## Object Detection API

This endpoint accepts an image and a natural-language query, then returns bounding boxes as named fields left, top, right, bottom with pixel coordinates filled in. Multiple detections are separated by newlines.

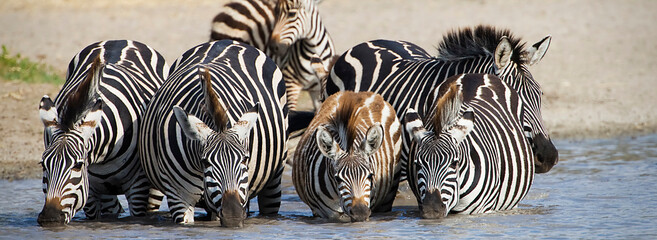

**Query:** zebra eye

left=367, top=173, right=374, bottom=180
left=450, top=159, right=458, bottom=168
left=72, top=161, right=83, bottom=170
left=287, top=11, right=297, bottom=18
left=241, top=156, right=249, bottom=165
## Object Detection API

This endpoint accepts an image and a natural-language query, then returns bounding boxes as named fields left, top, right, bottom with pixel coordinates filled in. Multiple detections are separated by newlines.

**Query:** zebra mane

left=58, top=55, right=103, bottom=131
left=436, top=25, right=527, bottom=65
left=199, top=67, right=229, bottom=133
left=433, top=82, right=463, bottom=133
left=328, top=92, right=363, bottom=151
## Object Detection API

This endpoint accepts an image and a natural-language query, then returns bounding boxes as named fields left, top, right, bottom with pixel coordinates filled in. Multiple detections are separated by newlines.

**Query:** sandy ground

left=1, top=0, right=656, bottom=180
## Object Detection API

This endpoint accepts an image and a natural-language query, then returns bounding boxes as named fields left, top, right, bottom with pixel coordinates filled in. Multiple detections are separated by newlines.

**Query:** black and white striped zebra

left=293, top=91, right=402, bottom=222
left=210, top=0, right=335, bottom=110
left=37, top=40, right=168, bottom=225
left=326, top=25, right=558, bottom=178
left=139, top=40, right=288, bottom=227
left=404, top=74, right=534, bottom=218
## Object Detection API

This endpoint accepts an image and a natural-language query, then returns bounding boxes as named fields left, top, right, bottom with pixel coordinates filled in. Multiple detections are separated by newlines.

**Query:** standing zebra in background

left=404, top=74, right=534, bottom=218
left=139, top=40, right=288, bottom=227
left=293, top=91, right=402, bottom=222
left=37, top=40, right=168, bottom=225
left=210, top=0, right=335, bottom=110
left=326, top=25, right=558, bottom=178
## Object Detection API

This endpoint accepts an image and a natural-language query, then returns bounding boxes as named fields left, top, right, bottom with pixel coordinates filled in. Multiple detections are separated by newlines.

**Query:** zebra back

left=327, top=25, right=557, bottom=178
left=140, top=40, right=288, bottom=225
left=405, top=74, right=534, bottom=218
left=293, top=91, right=401, bottom=222
left=37, top=40, right=167, bottom=225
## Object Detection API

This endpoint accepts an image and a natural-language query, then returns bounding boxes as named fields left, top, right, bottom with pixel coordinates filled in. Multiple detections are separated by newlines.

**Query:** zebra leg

left=100, top=194, right=124, bottom=214
left=83, top=191, right=102, bottom=220
left=147, top=188, right=164, bottom=212
left=124, top=176, right=153, bottom=217
left=167, top=194, right=196, bottom=224
left=285, top=79, right=303, bottom=111
left=256, top=164, right=284, bottom=216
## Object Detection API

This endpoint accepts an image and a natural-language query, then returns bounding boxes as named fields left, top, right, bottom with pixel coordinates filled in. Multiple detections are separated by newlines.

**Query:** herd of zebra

left=36, top=0, right=559, bottom=227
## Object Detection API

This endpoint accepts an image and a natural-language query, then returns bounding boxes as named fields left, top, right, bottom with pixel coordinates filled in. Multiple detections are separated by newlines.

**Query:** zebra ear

left=360, top=123, right=384, bottom=157
left=173, top=105, right=214, bottom=144
left=494, top=37, right=513, bottom=73
left=39, top=95, right=59, bottom=129
left=448, top=107, right=475, bottom=144
left=316, top=125, right=344, bottom=160
left=523, top=35, right=551, bottom=66
left=79, top=98, right=103, bottom=141
left=231, top=103, right=260, bottom=142
left=404, top=108, right=429, bottom=143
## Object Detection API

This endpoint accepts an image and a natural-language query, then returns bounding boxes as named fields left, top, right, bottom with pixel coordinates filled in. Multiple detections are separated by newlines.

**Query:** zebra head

left=315, top=124, right=384, bottom=222
left=173, top=69, right=258, bottom=227
left=37, top=59, right=104, bottom=226
left=404, top=86, right=474, bottom=219
left=439, top=26, right=558, bottom=173
left=492, top=35, right=558, bottom=173
left=269, top=0, right=319, bottom=56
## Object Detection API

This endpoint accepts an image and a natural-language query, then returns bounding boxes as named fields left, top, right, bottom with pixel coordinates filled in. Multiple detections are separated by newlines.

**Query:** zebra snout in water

left=421, top=190, right=447, bottom=219
left=533, top=133, right=559, bottom=173
left=37, top=200, right=66, bottom=226
left=348, top=197, right=371, bottom=222
left=219, top=190, right=246, bottom=228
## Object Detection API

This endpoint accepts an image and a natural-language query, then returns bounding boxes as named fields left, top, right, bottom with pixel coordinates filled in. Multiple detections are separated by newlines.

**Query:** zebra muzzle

left=37, top=200, right=67, bottom=226
left=533, top=133, right=559, bottom=173
left=347, top=197, right=371, bottom=222
left=421, top=190, right=447, bottom=219
left=219, top=190, right=246, bottom=228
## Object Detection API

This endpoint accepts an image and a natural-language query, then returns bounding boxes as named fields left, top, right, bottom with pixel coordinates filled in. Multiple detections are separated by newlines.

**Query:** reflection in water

left=1, top=135, right=656, bottom=238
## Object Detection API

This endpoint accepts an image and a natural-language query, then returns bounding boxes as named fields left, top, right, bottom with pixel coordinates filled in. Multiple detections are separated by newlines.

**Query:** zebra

left=139, top=40, right=288, bottom=227
left=292, top=91, right=402, bottom=222
left=326, top=25, right=558, bottom=178
left=37, top=40, right=168, bottom=225
left=404, top=74, right=534, bottom=218
left=210, top=0, right=335, bottom=110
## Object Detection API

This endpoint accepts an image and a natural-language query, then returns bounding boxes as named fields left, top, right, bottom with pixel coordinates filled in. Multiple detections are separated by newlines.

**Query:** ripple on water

left=1, top=135, right=657, bottom=238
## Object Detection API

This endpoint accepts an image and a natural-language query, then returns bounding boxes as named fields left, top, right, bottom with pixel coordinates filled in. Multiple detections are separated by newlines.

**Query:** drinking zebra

left=37, top=40, right=168, bottom=225
left=326, top=25, right=558, bottom=177
left=293, top=91, right=402, bottom=222
left=404, top=74, right=534, bottom=218
left=139, top=40, right=288, bottom=227
left=210, top=0, right=335, bottom=110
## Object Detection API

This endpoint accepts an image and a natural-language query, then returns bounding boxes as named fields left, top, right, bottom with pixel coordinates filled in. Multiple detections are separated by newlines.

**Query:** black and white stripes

left=405, top=74, right=534, bottom=218
left=210, top=0, right=335, bottom=110
left=139, top=40, right=288, bottom=226
left=292, top=91, right=402, bottom=222
left=37, top=40, right=168, bottom=225
left=327, top=25, right=558, bottom=179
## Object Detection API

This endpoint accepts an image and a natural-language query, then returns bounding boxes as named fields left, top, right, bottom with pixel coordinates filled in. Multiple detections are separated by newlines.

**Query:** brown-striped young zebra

left=37, top=40, right=168, bottom=225
left=293, top=91, right=402, bottom=222
left=210, top=0, right=335, bottom=110
left=139, top=40, right=288, bottom=227
left=327, top=25, right=558, bottom=180
left=404, top=74, right=534, bottom=218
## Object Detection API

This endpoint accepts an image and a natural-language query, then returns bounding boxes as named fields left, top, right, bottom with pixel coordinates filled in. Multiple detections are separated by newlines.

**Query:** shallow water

left=1, top=135, right=656, bottom=239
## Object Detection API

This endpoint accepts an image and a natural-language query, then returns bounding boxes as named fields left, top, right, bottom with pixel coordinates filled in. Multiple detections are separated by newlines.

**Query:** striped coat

left=139, top=40, right=288, bottom=226
left=327, top=25, right=557, bottom=178
left=293, top=91, right=402, bottom=222
left=211, top=0, right=335, bottom=110
left=37, top=40, right=167, bottom=225
left=404, top=74, right=534, bottom=218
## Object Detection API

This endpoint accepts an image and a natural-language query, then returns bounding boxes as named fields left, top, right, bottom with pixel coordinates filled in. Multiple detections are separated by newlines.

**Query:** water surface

left=2, top=135, right=656, bottom=239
